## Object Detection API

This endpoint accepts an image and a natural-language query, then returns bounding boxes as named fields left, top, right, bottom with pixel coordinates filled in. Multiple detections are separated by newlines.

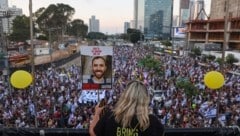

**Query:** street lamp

left=29, top=0, right=38, bottom=128
left=48, top=27, right=61, bottom=67
left=0, top=10, right=14, bottom=96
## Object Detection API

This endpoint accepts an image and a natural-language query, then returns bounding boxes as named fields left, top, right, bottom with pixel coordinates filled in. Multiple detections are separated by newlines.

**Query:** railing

left=1, top=126, right=239, bottom=136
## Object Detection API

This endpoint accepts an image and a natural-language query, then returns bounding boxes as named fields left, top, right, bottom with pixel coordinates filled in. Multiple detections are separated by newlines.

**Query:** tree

left=87, top=32, right=107, bottom=40
left=190, top=47, right=202, bottom=58
left=216, top=57, right=223, bottom=65
left=127, top=28, right=141, bottom=44
left=176, top=78, right=198, bottom=106
left=120, top=33, right=129, bottom=41
left=66, top=19, right=88, bottom=38
left=226, top=53, right=239, bottom=64
left=8, top=15, right=30, bottom=42
left=161, top=40, right=172, bottom=47
left=36, top=3, right=75, bottom=39
left=129, top=33, right=140, bottom=44
left=137, top=55, right=163, bottom=76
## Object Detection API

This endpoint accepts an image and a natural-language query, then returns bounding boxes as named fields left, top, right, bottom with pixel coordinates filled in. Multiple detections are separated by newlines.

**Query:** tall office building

left=179, top=0, right=190, bottom=26
left=133, top=0, right=138, bottom=29
left=134, top=0, right=145, bottom=32
left=210, top=0, right=240, bottom=19
left=89, top=15, right=99, bottom=32
left=0, top=0, right=8, bottom=9
left=0, top=0, right=22, bottom=34
left=124, top=22, right=130, bottom=34
left=1, top=6, right=22, bottom=33
left=0, top=0, right=22, bottom=33
left=187, top=0, right=240, bottom=50
left=130, top=20, right=135, bottom=29
left=189, top=0, right=206, bottom=20
left=144, top=0, right=172, bottom=39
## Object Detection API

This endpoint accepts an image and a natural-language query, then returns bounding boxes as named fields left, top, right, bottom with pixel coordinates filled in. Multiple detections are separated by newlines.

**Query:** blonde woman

left=89, top=80, right=164, bottom=136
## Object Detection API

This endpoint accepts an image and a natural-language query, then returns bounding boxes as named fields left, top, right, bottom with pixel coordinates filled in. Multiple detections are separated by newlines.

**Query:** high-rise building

left=0, top=0, right=22, bottom=33
left=130, top=20, right=135, bottom=29
left=189, top=0, right=205, bottom=20
left=186, top=0, right=240, bottom=50
left=180, top=0, right=190, bottom=9
left=179, top=0, right=190, bottom=26
left=1, top=6, right=22, bottom=33
left=134, top=0, right=144, bottom=32
left=210, top=0, right=240, bottom=19
left=0, top=0, right=8, bottom=9
left=89, top=15, right=99, bottom=32
left=144, top=0, right=172, bottom=39
left=124, top=22, right=130, bottom=34
left=133, top=0, right=138, bottom=29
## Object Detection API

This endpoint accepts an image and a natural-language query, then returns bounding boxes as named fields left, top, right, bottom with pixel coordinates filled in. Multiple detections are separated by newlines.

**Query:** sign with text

left=80, top=46, right=113, bottom=90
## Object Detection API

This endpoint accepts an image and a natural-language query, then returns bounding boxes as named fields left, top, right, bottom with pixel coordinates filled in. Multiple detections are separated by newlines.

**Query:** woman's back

left=94, top=111, right=164, bottom=136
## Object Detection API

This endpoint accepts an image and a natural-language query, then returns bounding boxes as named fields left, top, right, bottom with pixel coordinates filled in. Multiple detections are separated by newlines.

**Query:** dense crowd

left=0, top=45, right=240, bottom=129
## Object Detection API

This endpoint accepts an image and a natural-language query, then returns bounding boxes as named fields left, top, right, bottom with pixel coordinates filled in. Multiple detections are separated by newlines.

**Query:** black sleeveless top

left=94, top=111, right=164, bottom=136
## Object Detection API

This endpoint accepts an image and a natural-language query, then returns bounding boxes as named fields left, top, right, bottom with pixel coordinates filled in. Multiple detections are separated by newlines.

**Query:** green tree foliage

left=129, top=33, right=140, bottom=44
left=127, top=28, right=141, bottom=44
left=66, top=19, right=88, bottom=38
left=201, top=54, right=216, bottom=62
left=137, top=55, right=163, bottom=76
left=216, top=57, right=223, bottom=65
left=87, top=32, right=107, bottom=40
left=8, top=15, right=30, bottom=42
left=161, top=40, right=172, bottom=47
left=190, top=47, right=202, bottom=58
left=120, top=33, right=129, bottom=41
left=176, top=78, right=198, bottom=101
left=36, top=3, right=75, bottom=34
left=226, top=53, right=239, bottom=64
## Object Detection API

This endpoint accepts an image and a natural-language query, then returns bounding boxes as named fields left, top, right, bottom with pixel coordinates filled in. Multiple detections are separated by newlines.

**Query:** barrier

left=0, top=126, right=239, bottom=136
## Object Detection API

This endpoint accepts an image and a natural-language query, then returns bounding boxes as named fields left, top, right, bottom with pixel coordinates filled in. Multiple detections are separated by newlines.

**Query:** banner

left=78, top=90, right=106, bottom=103
left=80, top=46, right=113, bottom=90
left=174, top=27, right=186, bottom=38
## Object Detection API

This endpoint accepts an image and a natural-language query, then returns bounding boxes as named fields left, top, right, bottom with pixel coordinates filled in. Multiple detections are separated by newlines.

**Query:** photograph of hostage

left=82, top=55, right=112, bottom=90
left=88, top=56, right=108, bottom=84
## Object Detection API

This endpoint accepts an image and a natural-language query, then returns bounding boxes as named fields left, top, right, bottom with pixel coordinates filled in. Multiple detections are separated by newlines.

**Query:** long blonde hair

left=113, top=80, right=150, bottom=130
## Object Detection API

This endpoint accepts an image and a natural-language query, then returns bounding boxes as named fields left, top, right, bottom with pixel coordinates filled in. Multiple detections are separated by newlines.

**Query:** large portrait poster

left=80, top=46, right=113, bottom=90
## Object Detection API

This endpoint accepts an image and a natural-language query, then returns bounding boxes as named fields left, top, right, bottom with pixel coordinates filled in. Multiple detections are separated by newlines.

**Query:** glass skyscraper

left=134, top=0, right=145, bottom=32
left=144, top=0, right=173, bottom=39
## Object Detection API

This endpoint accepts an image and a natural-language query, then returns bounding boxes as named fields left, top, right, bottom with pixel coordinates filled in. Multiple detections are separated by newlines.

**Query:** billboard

left=174, top=27, right=186, bottom=38
left=80, top=46, right=113, bottom=90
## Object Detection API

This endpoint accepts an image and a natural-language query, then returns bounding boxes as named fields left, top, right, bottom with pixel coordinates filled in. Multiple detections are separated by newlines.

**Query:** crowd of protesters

left=0, top=44, right=240, bottom=129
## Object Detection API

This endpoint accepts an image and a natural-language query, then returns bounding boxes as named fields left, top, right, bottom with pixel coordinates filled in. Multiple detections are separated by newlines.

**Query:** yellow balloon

left=10, top=70, right=33, bottom=89
left=204, top=71, right=224, bottom=89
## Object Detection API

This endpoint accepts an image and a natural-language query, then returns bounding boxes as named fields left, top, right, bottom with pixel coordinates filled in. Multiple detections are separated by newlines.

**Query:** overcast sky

left=8, top=0, right=185, bottom=34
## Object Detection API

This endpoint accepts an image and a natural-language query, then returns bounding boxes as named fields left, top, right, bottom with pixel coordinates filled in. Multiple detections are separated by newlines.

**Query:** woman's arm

left=89, top=103, right=104, bottom=136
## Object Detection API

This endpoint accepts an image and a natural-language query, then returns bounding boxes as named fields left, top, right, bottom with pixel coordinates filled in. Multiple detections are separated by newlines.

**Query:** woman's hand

left=95, top=103, right=105, bottom=116
left=89, top=102, right=105, bottom=136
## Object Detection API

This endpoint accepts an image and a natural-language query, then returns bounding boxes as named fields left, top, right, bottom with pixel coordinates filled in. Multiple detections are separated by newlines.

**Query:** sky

left=8, top=0, right=188, bottom=34
left=8, top=0, right=134, bottom=34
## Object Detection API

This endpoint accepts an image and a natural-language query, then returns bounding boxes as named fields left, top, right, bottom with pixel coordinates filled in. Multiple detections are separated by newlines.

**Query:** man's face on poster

left=92, top=57, right=107, bottom=79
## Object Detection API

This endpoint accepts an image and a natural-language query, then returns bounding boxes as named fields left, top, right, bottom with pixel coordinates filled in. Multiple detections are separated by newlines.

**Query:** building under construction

left=186, top=0, right=240, bottom=50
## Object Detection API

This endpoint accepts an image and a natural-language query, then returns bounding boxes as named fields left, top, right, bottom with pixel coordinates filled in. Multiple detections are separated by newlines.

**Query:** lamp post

left=48, top=27, right=61, bottom=67
left=0, top=10, right=13, bottom=96
left=216, top=0, right=229, bottom=128
left=29, top=0, right=38, bottom=128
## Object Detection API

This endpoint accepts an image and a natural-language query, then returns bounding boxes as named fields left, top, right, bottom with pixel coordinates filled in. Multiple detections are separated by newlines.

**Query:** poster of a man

left=81, top=46, right=113, bottom=90
left=89, top=56, right=108, bottom=84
